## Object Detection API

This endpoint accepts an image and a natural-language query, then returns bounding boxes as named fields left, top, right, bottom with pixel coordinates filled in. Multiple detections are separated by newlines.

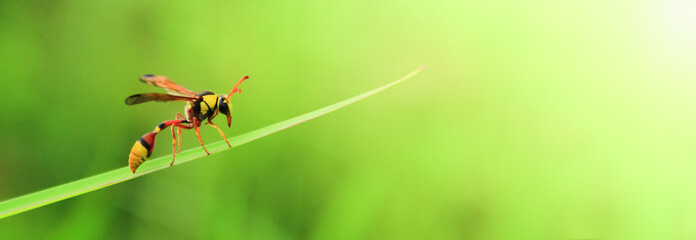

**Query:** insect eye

left=218, top=99, right=229, bottom=114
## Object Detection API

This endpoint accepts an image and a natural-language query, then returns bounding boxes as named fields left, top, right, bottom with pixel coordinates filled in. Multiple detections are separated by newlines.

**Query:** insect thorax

left=187, top=91, right=219, bottom=121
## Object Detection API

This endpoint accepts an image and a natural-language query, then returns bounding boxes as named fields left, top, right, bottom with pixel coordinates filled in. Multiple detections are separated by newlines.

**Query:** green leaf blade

left=0, top=66, right=424, bottom=219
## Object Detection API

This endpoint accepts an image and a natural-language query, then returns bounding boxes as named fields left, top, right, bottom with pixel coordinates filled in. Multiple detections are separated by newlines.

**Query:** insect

left=125, top=75, right=249, bottom=173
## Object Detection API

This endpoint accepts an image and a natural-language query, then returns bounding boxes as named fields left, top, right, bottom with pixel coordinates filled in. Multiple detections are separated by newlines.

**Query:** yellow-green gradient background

left=1, top=0, right=694, bottom=239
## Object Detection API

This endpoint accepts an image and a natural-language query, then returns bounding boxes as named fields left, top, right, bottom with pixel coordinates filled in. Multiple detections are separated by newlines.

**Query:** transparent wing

left=139, top=75, right=196, bottom=97
left=124, top=93, right=195, bottom=105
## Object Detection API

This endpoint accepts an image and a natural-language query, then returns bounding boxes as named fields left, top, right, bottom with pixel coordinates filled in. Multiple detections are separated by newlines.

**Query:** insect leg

left=193, top=117, right=210, bottom=155
left=176, top=127, right=182, bottom=153
left=169, top=120, right=192, bottom=166
left=171, top=125, right=177, bottom=161
left=175, top=113, right=186, bottom=153
left=207, top=120, right=231, bottom=147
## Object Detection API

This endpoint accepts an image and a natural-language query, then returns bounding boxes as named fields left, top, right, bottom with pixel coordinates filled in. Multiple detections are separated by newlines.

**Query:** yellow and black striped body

left=128, top=92, right=233, bottom=173
left=129, top=121, right=178, bottom=173
left=186, top=91, right=221, bottom=122
left=129, top=132, right=157, bottom=173
left=126, top=74, right=245, bottom=174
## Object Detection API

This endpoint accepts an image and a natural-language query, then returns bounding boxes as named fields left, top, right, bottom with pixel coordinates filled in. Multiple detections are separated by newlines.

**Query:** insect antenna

left=227, top=76, right=249, bottom=101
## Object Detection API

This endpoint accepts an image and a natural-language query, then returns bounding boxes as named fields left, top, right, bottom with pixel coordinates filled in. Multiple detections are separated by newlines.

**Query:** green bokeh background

left=1, top=0, right=695, bottom=239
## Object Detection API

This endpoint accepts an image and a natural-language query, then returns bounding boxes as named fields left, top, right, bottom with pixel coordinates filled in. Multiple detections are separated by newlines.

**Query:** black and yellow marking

left=155, top=122, right=166, bottom=133
left=129, top=132, right=156, bottom=173
left=125, top=75, right=249, bottom=173
left=188, top=92, right=220, bottom=121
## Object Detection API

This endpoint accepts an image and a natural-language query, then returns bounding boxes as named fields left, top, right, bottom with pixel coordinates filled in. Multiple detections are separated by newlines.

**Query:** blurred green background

left=1, top=0, right=695, bottom=239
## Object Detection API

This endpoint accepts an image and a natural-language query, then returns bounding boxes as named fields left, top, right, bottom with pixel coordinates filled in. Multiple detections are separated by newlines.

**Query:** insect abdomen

left=129, top=132, right=156, bottom=173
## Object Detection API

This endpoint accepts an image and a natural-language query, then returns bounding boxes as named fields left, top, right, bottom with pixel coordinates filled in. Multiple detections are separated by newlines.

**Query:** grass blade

left=0, top=66, right=425, bottom=219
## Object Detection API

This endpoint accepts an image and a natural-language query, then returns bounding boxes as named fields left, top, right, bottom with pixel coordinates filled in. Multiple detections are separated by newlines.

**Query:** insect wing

left=125, top=93, right=195, bottom=105
left=139, top=75, right=196, bottom=97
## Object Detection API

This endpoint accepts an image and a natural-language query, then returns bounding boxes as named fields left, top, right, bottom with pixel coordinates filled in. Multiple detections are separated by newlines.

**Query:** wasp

left=125, top=75, right=249, bottom=173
